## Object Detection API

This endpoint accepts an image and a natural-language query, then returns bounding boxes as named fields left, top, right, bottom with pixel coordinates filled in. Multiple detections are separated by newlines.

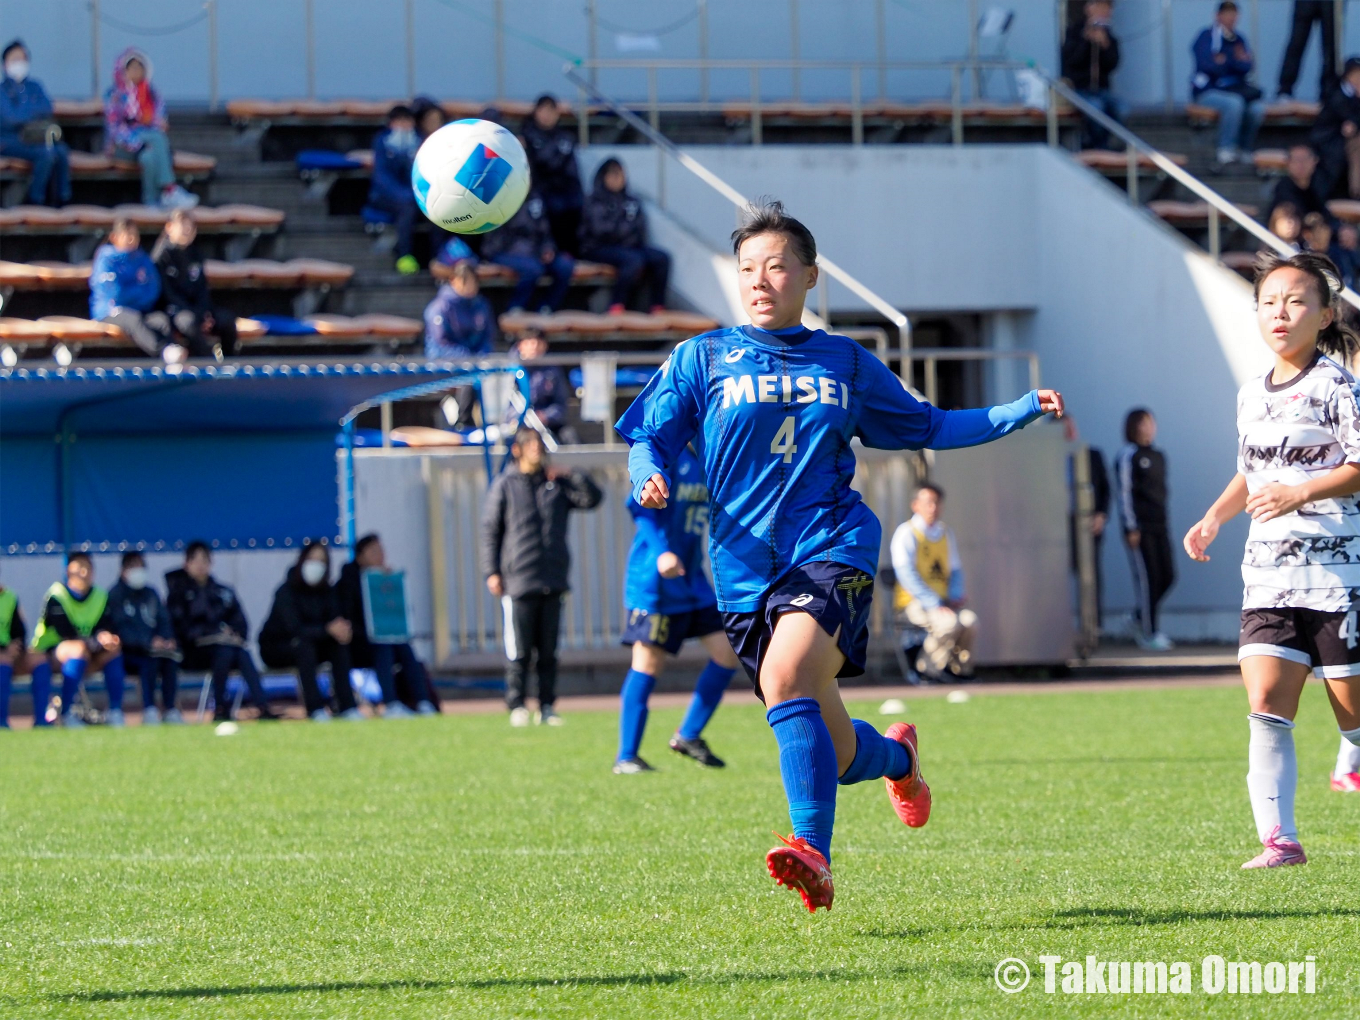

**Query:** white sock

left=1247, top=713, right=1298, bottom=844
left=1336, top=726, right=1360, bottom=778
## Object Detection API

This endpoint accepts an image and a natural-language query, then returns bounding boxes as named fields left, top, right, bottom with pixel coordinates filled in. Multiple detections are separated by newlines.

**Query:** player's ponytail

left=1254, top=250, right=1360, bottom=367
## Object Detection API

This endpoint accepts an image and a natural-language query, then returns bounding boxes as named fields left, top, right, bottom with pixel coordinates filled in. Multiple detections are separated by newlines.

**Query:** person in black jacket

left=151, top=209, right=238, bottom=358
left=480, top=187, right=574, bottom=312
left=1309, top=57, right=1360, bottom=200
left=579, top=158, right=671, bottom=314
left=1271, top=144, right=1333, bottom=223
left=521, top=94, right=583, bottom=256
left=336, top=533, right=438, bottom=717
left=1116, top=408, right=1175, bottom=651
left=1060, top=0, right=1124, bottom=150
left=166, top=541, right=278, bottom=721
left=107, top=551, right=181, bottom=724
left=259, top=541, right=359, bottom=721
left=481, top=427, right=602, bottom=725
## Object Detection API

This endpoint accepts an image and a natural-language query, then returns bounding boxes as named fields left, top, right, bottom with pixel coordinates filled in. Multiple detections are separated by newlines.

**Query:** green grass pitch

left=1, top=683, right=1357, bottom=1018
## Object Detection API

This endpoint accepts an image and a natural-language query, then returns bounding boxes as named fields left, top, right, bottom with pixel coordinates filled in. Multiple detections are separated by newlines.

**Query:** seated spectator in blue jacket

left=152, top=209, right=238, bottom=358
left=104, top=47, right=196, bottom=210
left=425, top=260, right=495, bottom=361
left=579, top=159, right=670, bottom=314
left=0, top=40, right=70, bottom=207
left=108, top=551, right=182, bottom=725
left=480, top=189, right=574, bottom=312
left=91, top=218, right=184, bottom=362
left=337, top=533, right=438, bottom=717
left=510, top=329, right=577, bottom=444
left=1191, top=2, right=1265, bottom=167
left=166, top=541, right=278, bottom=722
left=522, top=94, right=583, bottom=255
left=368, top=104, right=447, bottom=275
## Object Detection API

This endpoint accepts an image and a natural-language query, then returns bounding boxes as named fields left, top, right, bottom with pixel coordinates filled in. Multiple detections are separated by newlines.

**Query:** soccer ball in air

left=411, top=119, right=530, bottom=234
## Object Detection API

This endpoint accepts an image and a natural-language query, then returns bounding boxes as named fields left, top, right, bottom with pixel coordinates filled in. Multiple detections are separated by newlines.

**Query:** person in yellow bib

left=31, top=552, right=125, bottom=727
left=0, top=575, right=54, bottom=728
left=890, top=483, right=978, bottom=680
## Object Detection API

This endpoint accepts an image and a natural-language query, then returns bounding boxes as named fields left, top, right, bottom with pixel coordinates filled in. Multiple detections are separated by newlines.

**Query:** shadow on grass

left=50, top=965, right=945, bottom=1003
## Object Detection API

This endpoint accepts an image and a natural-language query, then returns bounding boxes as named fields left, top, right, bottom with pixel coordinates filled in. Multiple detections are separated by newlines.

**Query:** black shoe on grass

left=669, top=734, right=726, bottom=768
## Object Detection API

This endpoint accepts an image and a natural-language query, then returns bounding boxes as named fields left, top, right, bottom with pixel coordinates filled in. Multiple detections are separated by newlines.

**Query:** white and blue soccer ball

left=411, top=119, right=530, bottom=234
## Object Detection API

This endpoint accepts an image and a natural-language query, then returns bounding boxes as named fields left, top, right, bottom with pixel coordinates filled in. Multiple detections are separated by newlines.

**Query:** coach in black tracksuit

left=1116, top=408, right=1175, bottom=646
left=480, top=426, right=601, bottom=721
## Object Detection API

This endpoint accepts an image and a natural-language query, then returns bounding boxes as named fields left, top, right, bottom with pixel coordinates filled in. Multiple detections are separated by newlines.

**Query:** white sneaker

left=338, top=707, right=365, bottom=721
left=163, top=708, right=185, bottom=725
left=1149, top=632, right=1175, bottom=650
left=309, top=708, right=332, bottom=722
left=416, top=700, right=438, bottom=716
left=1216, top=146, right=1239, bottom=166
left=62, top=712, right=85, bottom=729
left=509, top=706, right=531, bottom=727
left=107, top=708, right=126, bottom=728
left=384, top=701, right=415, bottom=719
left=159, top=185, right=200, bottom=210
left=536, top=706, right=564, bottom=726
left=142, top=705, right=161, bottom=726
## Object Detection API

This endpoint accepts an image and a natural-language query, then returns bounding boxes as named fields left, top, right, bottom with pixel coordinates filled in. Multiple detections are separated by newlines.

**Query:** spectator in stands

left=1340, top=221, right=1360, bottom=265
left=481, top=425, right=602, bottom=726
left=511, top=329, right=576, bottom=444
left=1191, top=2, right=1265, bottom=168
left=1061, top=0, right=1124, bottom=150
left=425, top=260, right=495, bottom=362
left=411, top=95, right=444, bottom=141
left=1309, top=56, right=1360, bottom=200
left=259, top=541, right=360, bottom=722
left=430, top=236, right=477, bottom=280
left=152, top=209, right=239, bottom=359
left=31, top=552, right=126, bottom=728
left=0, top=572, right=54, bottom=728
left=481, top=188, right=574, bottom=312
left=104, top=47, right=196, bottom=210
left=1266, top=202, right=1304, bottom=249
left=1302, top=210, right=1356, bottom=287
left=1278, top=0, right=1338, bottom=101
left=522, top=94, right=583, bottom=255
left=108, top=551, right=181, bottom=725
left=0, top=40, right=70, bottom=207
left=579, top=159, right=670, bottom=314
left=891, top=484, right=977, bottom=680
left=166, top=541, right=279, bottom=722
left=90, top=218, right=181, bottom=362
left=337, top=533, right=438, bottom=717
left=368, top=104, right=440, bottom=276
left=1271, top=144, right=1331, bottom=222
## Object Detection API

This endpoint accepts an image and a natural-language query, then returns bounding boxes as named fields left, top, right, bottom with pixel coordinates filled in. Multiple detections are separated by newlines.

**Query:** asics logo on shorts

left=725, top=348, right=746, bottom=363
left=789, top=593, right=814, bottom=607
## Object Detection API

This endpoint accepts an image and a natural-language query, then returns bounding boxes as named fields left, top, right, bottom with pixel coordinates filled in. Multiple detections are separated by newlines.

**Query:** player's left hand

left=1037, top=389, right=1064, bottom=418
left=1246, top=482, right=1308, bottom=522
left=639, top=473, right=669, bottom=509
left=656, top=551, right=685, bottom=579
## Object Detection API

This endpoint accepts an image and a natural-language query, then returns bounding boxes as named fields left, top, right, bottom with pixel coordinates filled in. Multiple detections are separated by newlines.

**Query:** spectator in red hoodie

left=104, top=47, right=197, bottom=210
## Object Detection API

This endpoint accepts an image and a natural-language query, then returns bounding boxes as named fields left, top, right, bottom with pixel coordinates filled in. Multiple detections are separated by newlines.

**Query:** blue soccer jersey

left=616, top=324, right=1045, bottom=612
left=624, top=445, right=717, bottom=615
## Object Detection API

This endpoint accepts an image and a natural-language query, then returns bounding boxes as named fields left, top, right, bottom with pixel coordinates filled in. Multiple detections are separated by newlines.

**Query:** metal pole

left=494, top=0, right=505, bottom=99
left=851, top=65, right=863, bottom=144
left=578, top=83, right=589, bottom=147
left=90, top=0, right=101, bottom=100
left=1251, top=0, right=1260, bottom=72
left=305, top=0, right=315, bottom=99
left=968, top=0, right=980, bottom=100
left=405, top=0, right=416, bottom=97
left=1028, top=352, right=1040, bottom=391
left=925, top=357, right=938, bottom=405
left=951, top=65, right=963, bottom=145
left=790, top=0, right=800, bottom=101
left=751, top=67, right=762, bottom=144
left=1336, top=0, right=1346, bottom=82
left=380, top=401, right=393, bottom=448
left=1209, top=204, right=1221, bottom=260
left=876, top=0, right=887, bottom=99
left=1046, top=84, right=1058, bottom=146
left=1126, top=144, right=1138, bottom=203
left=698, top=0, right=709, bottom=106
left=342, top=419, right=356, bottom=549
left=207, top=0, right=219, bottom=111
left=648, top=65, right=659, bottom=134
left=1072, top=443, right=1100, bottom=655
left=587, top=0, right=598, bottom=86
left=1161, top=0, right=1174, bottom=113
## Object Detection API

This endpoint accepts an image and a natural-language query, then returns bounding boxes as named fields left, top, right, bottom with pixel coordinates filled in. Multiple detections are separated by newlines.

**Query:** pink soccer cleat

left=1331, top=771, right=1360, bottom=792
left=766, top=832, right=834, bottom=912
left=884, top=722, right=931, bottom=828
left=1241, top=825, right=1307, bottom=869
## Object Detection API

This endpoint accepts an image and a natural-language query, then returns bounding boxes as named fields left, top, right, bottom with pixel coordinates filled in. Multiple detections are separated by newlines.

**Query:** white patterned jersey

left=1238, top=353, right=1360, bottom=611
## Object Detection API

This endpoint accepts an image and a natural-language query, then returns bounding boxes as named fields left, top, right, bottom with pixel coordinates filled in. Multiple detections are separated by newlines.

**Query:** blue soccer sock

left=59, top=657, right=86, bottom=716
left=766, top=697, right=838, bottom=863
left=103, top=654, right=126, bottom=713
left=677, top=660, right=736, bottom=740
left=838, top=719, right=912, bottom=785
left=0, top=662, right=11, bottom=727
left=617, top=668, right=656, bottom=761
left=29, top=661, right=52, bottom=725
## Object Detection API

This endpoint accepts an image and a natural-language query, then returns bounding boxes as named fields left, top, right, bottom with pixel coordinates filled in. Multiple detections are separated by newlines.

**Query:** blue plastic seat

left=296, top=149, right=364, bottom=172
left=251, top=315, right=318, bottom=336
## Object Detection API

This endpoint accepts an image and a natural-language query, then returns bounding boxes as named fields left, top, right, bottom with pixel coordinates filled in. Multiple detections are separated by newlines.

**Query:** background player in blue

left=615, top=445, right=740, bottom=774
left=616, top=201, right=1065, bottom=912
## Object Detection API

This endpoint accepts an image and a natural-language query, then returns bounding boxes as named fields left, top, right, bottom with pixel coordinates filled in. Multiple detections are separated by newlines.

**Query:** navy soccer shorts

left=620, top=604, right=726, bottom=655
left=722, top=561, right=875, bottom=700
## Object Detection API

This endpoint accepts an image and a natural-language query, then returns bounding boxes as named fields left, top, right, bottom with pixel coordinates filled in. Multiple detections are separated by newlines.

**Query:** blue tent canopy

left=0, top=360, right=475, bottom=554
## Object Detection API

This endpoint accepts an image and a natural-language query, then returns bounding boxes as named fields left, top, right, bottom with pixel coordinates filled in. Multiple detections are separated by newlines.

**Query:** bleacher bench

left=0, top=150, right=217, bottom=183
left=1187, top=100, right=1320, bottom=126
left=0, top=203, right=284, bottom=233
left=498, top=309, right=719, bottom=341
left=0, top=258, right=353, bottom=292
left=717, top=100, right=1078, bottom=126
left=428, top=258, right=616, bottom=288
left=1327, top=200, right=1360, bottom=224
left=1074, top=149, right=1188, bottom=171
left=228, top=97, right=539, bottom=125
left=51, top=99, right=104, bottom=126
left=1147, top=200, right=1258, bottom=226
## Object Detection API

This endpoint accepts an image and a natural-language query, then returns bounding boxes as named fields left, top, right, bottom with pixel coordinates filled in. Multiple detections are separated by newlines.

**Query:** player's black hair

left=1217, top=1, right=1237, bottom=13
left=354, top=533, right=381, bottom=559
left=914, top=481, right=945, bottom=501
left=2, top=39, right=26, bottom=62
left=1253, top=250, right=1360, bottom=365
left=533, top=93, right=557, bottom=111
left=67, top=551, right=92, bottom=569
left=731, top=199, right=817, bottom=267
left=387, top=104, right=414, bottom=122
left=120, top=550, right=145, bottom=569
left=184, top=540, right=211, bottom=562
left=1123, top=408, right=1153, bottom=444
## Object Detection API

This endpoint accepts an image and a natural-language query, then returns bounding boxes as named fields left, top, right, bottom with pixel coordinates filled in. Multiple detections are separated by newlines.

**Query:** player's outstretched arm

left=1184, top=473, right=1248, bottom=562
left=616, top=343, right=703, bottom=508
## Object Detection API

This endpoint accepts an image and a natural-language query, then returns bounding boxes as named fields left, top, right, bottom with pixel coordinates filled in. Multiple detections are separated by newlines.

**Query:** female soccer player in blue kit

left=616, top=202, right=1064, bottom=912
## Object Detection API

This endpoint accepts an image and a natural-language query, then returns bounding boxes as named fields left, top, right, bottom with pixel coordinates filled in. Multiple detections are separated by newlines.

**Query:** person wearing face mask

left=259, top=541, right=361, bottom=722
left=152, top=209, right=239, bottom=358
left=0, top=40, right=71, bottom=207
left=103, top=47, right=196, bottom=210
left=367, top=104, right=447, bottom=275
left=107, top=552, right=181, bottom=725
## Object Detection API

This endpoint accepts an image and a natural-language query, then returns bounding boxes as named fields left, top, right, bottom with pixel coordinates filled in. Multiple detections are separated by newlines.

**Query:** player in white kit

left=1185, top=251, right=1360, bottom=868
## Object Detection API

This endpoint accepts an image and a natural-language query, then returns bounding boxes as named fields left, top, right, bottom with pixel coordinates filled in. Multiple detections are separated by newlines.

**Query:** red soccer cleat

left=766, top=832, right=834, bottom=912
left=884, top=721, right=931, bottom=828
left=1332, top=771, right=1360, bottom=792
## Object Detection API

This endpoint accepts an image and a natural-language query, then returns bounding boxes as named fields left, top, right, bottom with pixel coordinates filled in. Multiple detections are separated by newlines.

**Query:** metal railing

left=576, top=58, right=1039, bottom=146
